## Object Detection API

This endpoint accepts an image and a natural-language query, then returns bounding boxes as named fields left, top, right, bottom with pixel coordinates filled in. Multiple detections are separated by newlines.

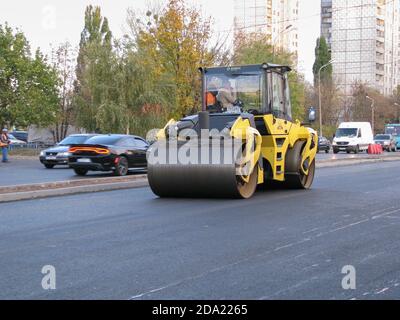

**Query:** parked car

left=318, top=136, right=331, bottom=153
left=332, top=122, right=374, bottom=154
left=374, top=134, right=397, bottom=152
left=68, top=134, right=149, bottom=176
left=8, top=134, right=27, bottom=146
left=39, top=134, right=98, bottom=169
left=10, top=131, right=28, bottom=142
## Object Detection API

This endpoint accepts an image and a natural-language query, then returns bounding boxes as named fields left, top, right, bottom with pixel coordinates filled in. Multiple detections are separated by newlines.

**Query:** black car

left=39, top=134, right=98, bottom=169
left=11, top=131, right=28, bottom=142
left=68, top=135, right=149, bottom=176
left=317, top=136, right=331, bottom=153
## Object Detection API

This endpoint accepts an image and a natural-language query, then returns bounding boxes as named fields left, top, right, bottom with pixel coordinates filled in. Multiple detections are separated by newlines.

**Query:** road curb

left=317, top=155, right=400, bottom=168
left=0, top=179, right=148, bottom=203
left=1, top=156, right=400, bottom=203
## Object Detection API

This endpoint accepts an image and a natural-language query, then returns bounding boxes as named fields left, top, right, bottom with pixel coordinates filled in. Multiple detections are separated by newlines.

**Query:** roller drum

left=147, top=141, right=258, bottom=199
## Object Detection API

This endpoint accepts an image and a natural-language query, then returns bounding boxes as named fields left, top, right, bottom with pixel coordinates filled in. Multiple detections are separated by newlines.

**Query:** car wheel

left=325, top=149, right=329, bottom=154
left=114, top=156, right=129, bottom=176
left=333, top=149, right=339, bottom=154
left=354, top=145, right=359, bottom=154
left=44, top=164, right=55, bottom=169
left=74, top=168, right=88, bottom=176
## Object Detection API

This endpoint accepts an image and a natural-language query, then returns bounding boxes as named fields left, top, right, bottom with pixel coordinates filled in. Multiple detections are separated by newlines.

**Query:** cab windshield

left=205, top=72, right=263, bottom=114
left=375, top=135, right=390, bottom=140
left=335, top=128, right=358, bottom=138
left=385, top=126, right=400, bottom=136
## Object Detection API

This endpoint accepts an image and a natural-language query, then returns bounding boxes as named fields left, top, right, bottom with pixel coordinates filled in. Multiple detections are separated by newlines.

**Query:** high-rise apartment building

left=234, top=0, right=299, bottom=62
left=321, top=0, right=333, bottom=48
left=324, top=0, right=399, bottom=96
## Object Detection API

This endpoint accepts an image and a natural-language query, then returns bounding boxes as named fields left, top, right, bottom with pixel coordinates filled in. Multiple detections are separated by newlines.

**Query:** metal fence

left=8, top=142, right=47, bottom=151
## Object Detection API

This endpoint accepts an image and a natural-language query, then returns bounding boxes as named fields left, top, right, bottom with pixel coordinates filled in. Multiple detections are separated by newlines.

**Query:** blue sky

left=0, top=0, right=320, bottom=82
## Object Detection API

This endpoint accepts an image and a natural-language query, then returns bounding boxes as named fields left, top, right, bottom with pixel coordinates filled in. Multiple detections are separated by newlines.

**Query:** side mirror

left=308, top=107, right=316, bottom=123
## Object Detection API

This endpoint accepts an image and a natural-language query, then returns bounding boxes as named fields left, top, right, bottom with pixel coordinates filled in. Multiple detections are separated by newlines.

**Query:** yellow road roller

left=147, top=63, right=318, bottom=199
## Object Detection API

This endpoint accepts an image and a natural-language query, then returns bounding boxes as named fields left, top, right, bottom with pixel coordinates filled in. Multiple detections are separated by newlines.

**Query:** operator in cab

left=217, top=79, right=238, bottom=113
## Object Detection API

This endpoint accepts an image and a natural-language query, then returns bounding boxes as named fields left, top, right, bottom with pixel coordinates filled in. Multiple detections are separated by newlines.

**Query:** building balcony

left=377, top=36, right=385, bottom=43
left=376, top=25, right=385, bottom=32
left=376, top=46, right=385, bottom=53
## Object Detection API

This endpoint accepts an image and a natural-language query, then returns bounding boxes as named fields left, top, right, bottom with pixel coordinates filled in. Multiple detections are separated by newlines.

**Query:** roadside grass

left=8, top=148, right=43, bottom=157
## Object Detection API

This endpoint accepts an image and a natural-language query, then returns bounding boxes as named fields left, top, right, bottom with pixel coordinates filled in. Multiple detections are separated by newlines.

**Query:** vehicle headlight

left=40, top=151, right=45, bottom=156
left=384, top=141, right=390, bottom=145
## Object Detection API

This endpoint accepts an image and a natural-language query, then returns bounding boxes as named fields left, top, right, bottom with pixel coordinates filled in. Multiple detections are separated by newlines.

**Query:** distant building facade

left=323, top=0, right=400, bottom=96
left=234, top=0, right=299, bottom=64
left=321, top=0, right=333, bottom=48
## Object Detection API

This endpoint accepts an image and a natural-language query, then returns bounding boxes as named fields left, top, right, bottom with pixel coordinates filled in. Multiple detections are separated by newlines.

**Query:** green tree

left=74, top=5, right=114, bottom=132
left=0, top=24, right=59, bottom=128
left=127, top=0, right=215, bottom=118
left=312, top=37, right=332, bottom=87
left=233, top=33, right=305, bottom=120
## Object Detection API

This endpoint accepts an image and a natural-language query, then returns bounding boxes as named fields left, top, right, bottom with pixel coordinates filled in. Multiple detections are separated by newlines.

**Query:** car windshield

left=375, top=135, right=391, bottom=140
left=85, top=136, right=122, bottom=146
left=205, top=72, right=263, bottom=113
left=59, top=136, right=93, bottom=146
left=8, top=134, right=16, bottom=139
left=335, top=128, right=358, bottom=138
left=385, top=126, right=400, bottom=136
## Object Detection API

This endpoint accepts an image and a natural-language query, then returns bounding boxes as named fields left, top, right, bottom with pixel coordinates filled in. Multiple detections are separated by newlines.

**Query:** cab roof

left=200, top=63, right=291, bottom=75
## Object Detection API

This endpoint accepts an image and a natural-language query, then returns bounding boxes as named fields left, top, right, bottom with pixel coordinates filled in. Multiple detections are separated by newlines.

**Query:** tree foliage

left=351, top=82, right=397, bottom=133
left=128, top=0, right=215, bottom=118
left=50, top=41, right=76, bottom=142
left=0, top=24, right=59, bottom=128
left=74, top=5, right=115, bottom=132
left=312, top=37, right=332, bottom=87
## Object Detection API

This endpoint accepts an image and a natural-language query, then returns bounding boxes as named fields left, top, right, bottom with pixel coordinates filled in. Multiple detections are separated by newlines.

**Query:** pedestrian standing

left=0, top=128, right=10, bottom=163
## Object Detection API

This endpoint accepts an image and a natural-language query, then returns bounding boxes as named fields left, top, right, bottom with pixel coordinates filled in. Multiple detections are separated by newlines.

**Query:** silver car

left=374, top=134, right=397, bottom=152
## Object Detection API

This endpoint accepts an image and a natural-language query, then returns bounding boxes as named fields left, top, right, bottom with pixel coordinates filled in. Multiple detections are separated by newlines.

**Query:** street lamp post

left=366, top=95, right=375, bottom=135
left=318, top=59, right=334, bottom=137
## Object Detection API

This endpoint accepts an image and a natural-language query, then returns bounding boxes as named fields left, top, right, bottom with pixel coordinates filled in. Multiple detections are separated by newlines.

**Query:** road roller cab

left=147, top=63, right=318, bottom=199
left=202, top=63, right=292, bottom=119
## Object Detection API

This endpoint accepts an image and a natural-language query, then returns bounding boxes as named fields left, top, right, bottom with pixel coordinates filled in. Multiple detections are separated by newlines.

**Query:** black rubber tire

left=44, top=164, right=55, bottom=169
left=333, top=149, right=339, bottom=154
left=354, top=145, right=359, bottom=154
left=325, top=149, right=329, bottom=154
left=284, top=141, right=315, bottom=189
left=74, top=168, right=88, bottom=176
left=114, top=156, right=129, bottom=176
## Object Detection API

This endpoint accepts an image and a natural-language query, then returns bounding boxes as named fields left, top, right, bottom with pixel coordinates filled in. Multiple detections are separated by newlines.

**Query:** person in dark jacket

left=0, top=128, right=10, bottom=163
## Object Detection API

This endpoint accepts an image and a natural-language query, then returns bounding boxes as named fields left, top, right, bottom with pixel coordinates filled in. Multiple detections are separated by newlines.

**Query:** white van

left=332, top=122, right=374, bottom=154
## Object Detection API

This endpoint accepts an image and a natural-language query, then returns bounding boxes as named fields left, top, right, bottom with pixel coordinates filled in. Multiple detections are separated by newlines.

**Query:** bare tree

left=50, top=41, right=77, bottom=142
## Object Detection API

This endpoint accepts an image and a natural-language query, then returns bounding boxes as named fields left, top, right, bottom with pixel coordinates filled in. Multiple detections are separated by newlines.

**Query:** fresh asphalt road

left=0, top=161, right=400, bottom=299
left=0, top=152, right=398, bottom=187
